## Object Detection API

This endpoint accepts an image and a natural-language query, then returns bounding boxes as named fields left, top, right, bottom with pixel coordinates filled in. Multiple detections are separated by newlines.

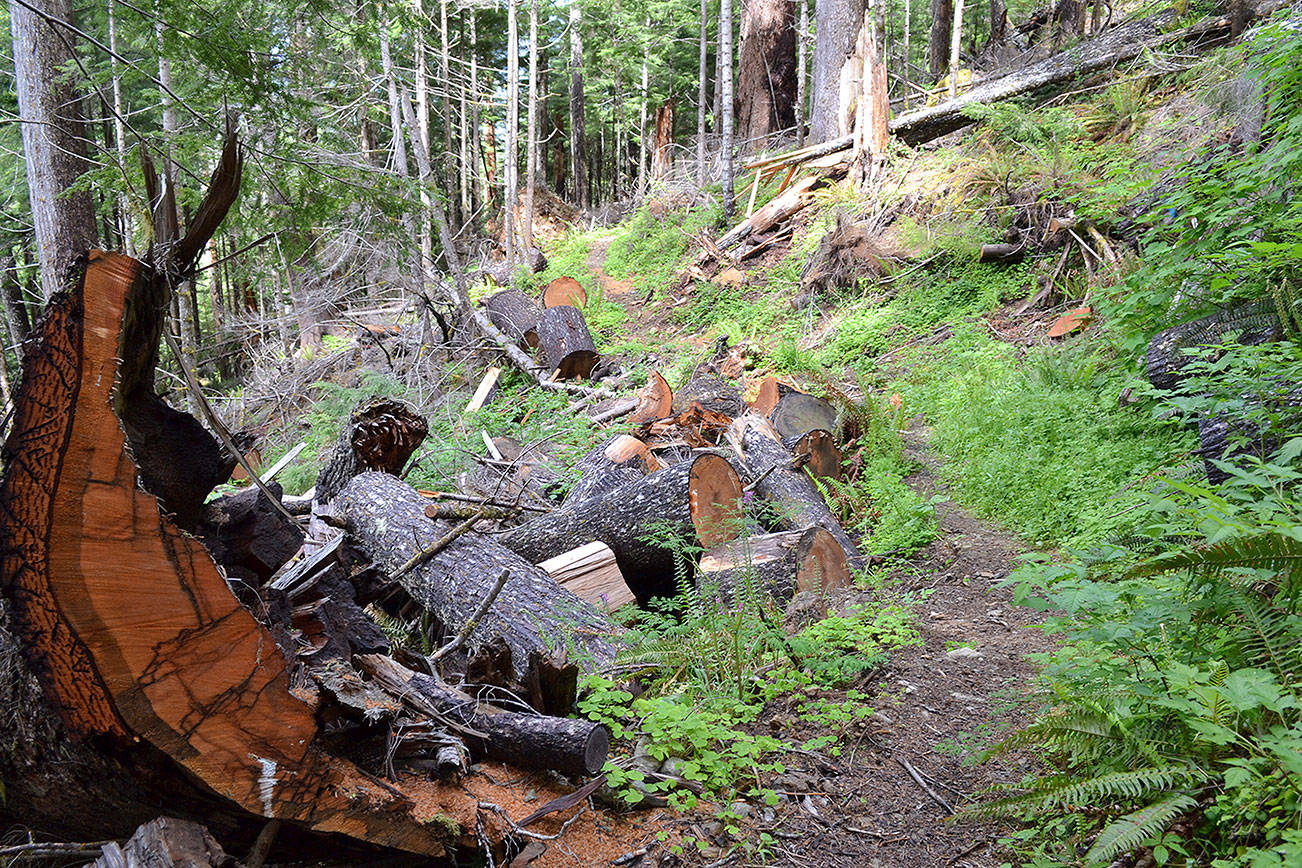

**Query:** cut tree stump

left=730, top=413, right=866, bottom=569
left=482, top=289, right=542, bottom=348
left=1146, top=299, right=1282, bottom=392
left=697, top=528, right=850, bottom=604
left=0, top=252, right=470, bottom=856
left=542, top=276, right=588, bottom=309
left=537, top=541, right=635, bottom=611
left=498, top=454, right=745, bottom=602
left=563, top=434, right=663, bottom=506
left=335, top=471, right=618, bottom=686
left=314, top=396, right=428, bottom=503
left=536, top=305, right=599, bottom=380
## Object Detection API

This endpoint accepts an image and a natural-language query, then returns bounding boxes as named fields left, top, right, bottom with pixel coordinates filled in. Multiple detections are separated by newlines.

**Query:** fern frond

left=964, top=766, right=1200, bottom=820
left=1230, top=590, right=1302, bottom=683
left=985, top=711, right=1121, bottom=758
left=1130, top=532, right=1302, bottom=590
left=1084, top=793, right=1198, bottom=864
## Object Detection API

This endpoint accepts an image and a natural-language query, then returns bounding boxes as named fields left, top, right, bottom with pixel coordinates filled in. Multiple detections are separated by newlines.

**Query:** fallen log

left=498, top=454, right=745, bottom=602
left=563, top=434, right=663, bottom=506
left=751, top=376, right=798, bottom=416
left=0, top=252, right=463, bottom=855
left=730, top=413, right=866, bottom=569
left=336, top=471, right=618, bottom=687
left=1146, top=299, right=1282, bottom=392
left=538, top=541, right=635, bottom=611
left=697, top=527, right=851, bottom=603
left=357, top=655, right=609, bottom=778
left=482, top=290, right=542, bottom=348
left=196, top=481, right=305, bottom=594
left=716, top=175, right=828, bottom=252
left=536, top=305, right=599, bottom=380
left=314, top=396, right=428, bottom=503
left=542, top=276, right=588, bottom=309
left=87, top=818, right=231, bottom=868
left=978, top=242, right=1027, bottom=263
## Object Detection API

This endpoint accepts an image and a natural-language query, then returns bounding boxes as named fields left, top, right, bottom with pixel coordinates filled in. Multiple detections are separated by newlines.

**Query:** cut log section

left=672, top=371, right=744, bottom=418
left=536, top=305, right=599, bottom=380
left=314, top=396, right=428, bottom=503
left=698, top=528, right=850, bottom=603
left=1146, top=299, right=1282, bottom=392
left=538, top=541, right=635, bottom=612
left=336, top=471, right=617, bottom=685
left=357, top=655, right=609, bottom=778
left=563, top=434, right=663, bottom=506
left=498, top=454, right=745, bottom=602
left=542, top=276, right=588, bottom=309
left=482, top=289, right=542, bottom=348
left=0, top=252, right=465, bottom=855
left=731, top=413, right=866, bottom=569
left=627, top=370, right=675, bottom=425
left=790, top=430, right=842, bottom=481
left=87, top=818, right=232, bottom=868
left=750, top=376, right=796, bottom=417
left=978, top=242, right=1027, bottom=263
left=771, top=392, right=841, bottom=443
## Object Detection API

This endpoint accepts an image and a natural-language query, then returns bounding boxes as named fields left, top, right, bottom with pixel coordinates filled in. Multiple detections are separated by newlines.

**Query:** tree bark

left=505, top=0, right=520, bottom=272
left=535, top=305, right=598, bottom=380
left=651, top=100, right=675, bottom=183
left=525, top=0, right=539, bottom=251
left=928, top=0, right=953, bottom=79
left=569, top=0, right=590, bottom=209
left=563, top=434, right=663, bottom=506
left=948, top=0, right=964, bottom=96
left=498, top=454, right=745, bottom=603
left=483, top=289, right=543, bottom=348
left=698, top=0, right=709, bottom=183
left=698, top=527, right=851, bottom=603
left=797, top=0, right=808, bottom=144
left=810, top=0, right=866, bottom=142
left=720, top=0, right=736, bottom=218
left=336, top=472, right=617, bottom=684
left=637, top=21, right=651, bottom=195
left=314, top=396, right=429, bottom=503
left=736, top=0, right=798, bottom=145
left=8, top=0, right=98, bottom=301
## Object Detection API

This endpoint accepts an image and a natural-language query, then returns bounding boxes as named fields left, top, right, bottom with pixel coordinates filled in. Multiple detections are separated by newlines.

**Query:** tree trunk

left=928, top=0, right=953, bottom=79
left=569, top=0, right=590, bottom=209
left=336, top=472, right=617, bottom=684
left=637, top=22, right=651, bottom=195
left=470, top=9, right=484, bottom=214
left=736, top=0, right=798, bottom=146
left=810, top=0, right=866, bottom=142
left=108, top=0, right=133, bottom=256
left=797, top=0, right=808, bottom=144
left=498, top=454, right=745, bottom=603
left=439, top=0, right=458, bottom=232
left=948, top=0, right=964, bottom=96
left=482, top=289, right=543, bottom=348
left=524, top=0, right=539, bottom=251
left=651, top=100, right=675, bottom=183
left=1, top=257, right=30, bottom=354
left=720, top=0, right=736, bottom=219
left=506, top=0, right=520, bottom=272
left=698, top=0, right=709, bottom=183
left=8, top=0, right=98, bottom=301
left=314, top=396, right=429, bottom=503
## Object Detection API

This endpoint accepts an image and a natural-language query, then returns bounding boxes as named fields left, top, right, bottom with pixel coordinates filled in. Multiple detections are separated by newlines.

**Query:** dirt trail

left=586, top=236, right=637, bottom=300
left=578, top=244, right=1052, bottom=867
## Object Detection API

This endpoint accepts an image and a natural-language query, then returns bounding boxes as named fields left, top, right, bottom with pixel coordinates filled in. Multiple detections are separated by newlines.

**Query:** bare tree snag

left=651, top=99, right=676, bottom=181
left=0, top=252, right=462, bottom=855
left=736, top=0, right=797, bottom=144
left=628, top=371, right=675, bottom=424
left=537, top=541, right=635, bottom=611
left=537, top=305, right=598, bottom=380
left=730, top=413, right=865, bottom=568
left=542, top=276, right=588, bottom=309
left=563, top=434, right=663, bottom=506
left=499, top=454, right=745, bottom=602
left=698, top=527, right=850, bottom=602
left=315, top=397, right=429, bottom=503
left=336, top=472, right=618, bottom=684
left=483, top=289, right=542, bottom=348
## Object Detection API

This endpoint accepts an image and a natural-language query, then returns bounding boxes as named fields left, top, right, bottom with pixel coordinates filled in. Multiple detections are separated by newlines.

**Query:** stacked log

left=698, top=527, right=851, bottom=603
left=537, top=305, right=599, bottom=380
left=482, top=289, right=542, bottom=348
left=563, top=434, right=664, bottom=505
left=499, top=454, right=745, bottom=602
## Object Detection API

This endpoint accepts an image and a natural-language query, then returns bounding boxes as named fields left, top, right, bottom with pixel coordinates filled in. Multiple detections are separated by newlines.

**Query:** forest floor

left=538, top=246, right=1056, bottom=868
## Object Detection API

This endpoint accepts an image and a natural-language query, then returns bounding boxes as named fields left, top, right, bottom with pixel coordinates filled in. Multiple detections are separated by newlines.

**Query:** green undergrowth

left=896, top=321, right=1191, bottom=547
left=604, top=199, right=722, bottom=298
left=581, top=567, right=924, bottom=813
